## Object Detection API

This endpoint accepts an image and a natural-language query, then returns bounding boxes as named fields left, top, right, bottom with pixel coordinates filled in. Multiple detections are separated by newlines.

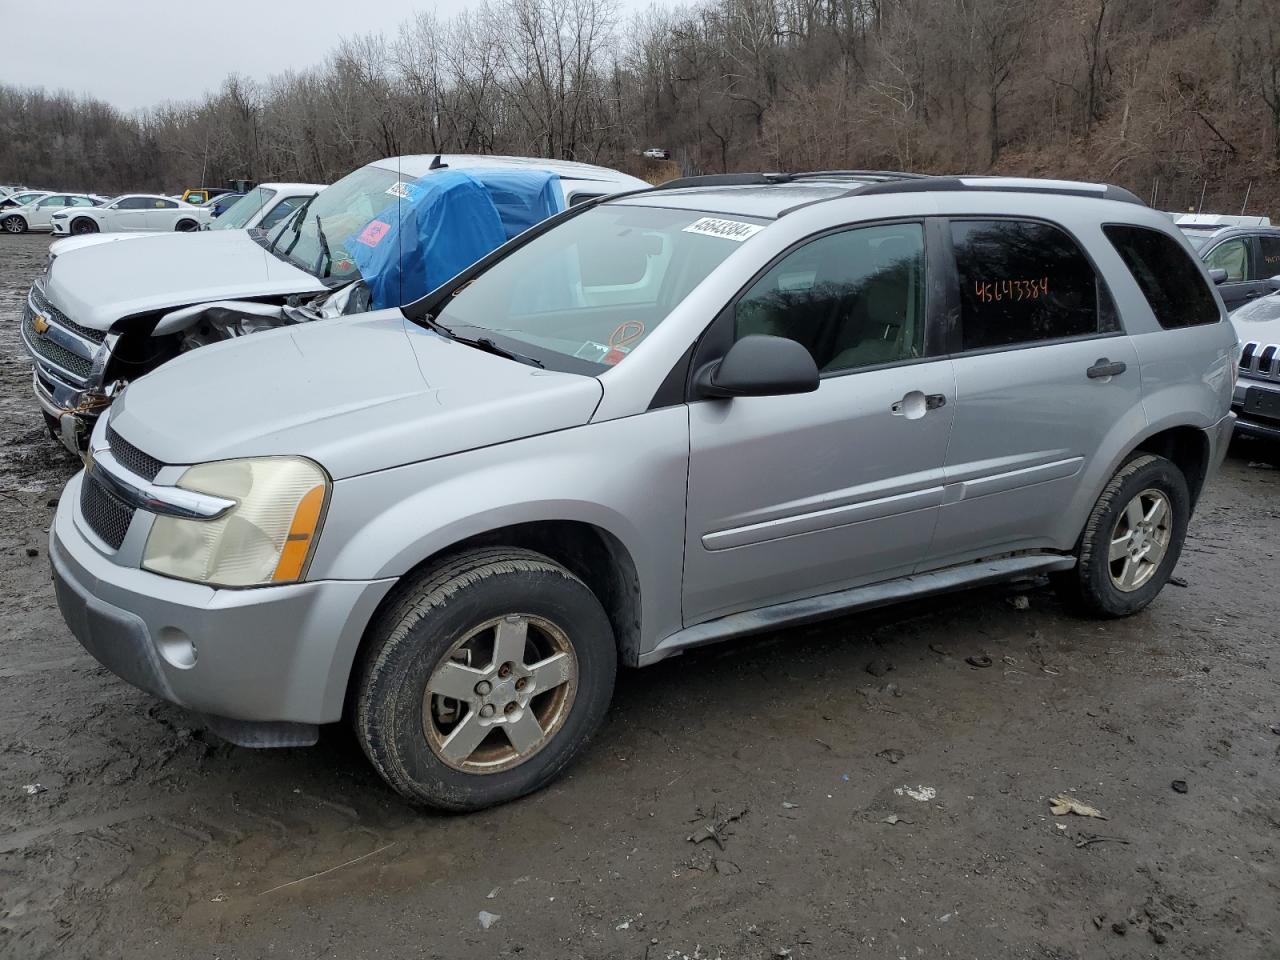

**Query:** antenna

left=429, top=155, right=448, bottom=170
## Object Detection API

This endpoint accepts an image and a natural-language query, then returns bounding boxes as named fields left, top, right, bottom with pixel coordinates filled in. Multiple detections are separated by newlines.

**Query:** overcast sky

left=5, top=0, right=657, bottom=113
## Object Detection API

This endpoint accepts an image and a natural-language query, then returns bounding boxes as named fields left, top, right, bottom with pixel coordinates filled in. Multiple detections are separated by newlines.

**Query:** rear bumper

left=50, top=473, right=397, bottom=743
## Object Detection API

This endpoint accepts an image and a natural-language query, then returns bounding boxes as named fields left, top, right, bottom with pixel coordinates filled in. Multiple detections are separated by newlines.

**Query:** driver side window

left=1204, top=238, right=1250, bottom=281
left=734, top=223, right=926, bottom=374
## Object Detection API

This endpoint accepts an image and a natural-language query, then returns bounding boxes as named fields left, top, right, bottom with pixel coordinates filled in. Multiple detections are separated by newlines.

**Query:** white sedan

left=48, top=194, right=209, bottom=236
left=46, top=183, right=326, bottom=261
left=1, top=193, right=100, bottom=234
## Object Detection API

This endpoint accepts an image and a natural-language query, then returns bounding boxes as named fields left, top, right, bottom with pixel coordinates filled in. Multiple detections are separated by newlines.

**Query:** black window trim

left=938, top=213, right=1125, bottom=359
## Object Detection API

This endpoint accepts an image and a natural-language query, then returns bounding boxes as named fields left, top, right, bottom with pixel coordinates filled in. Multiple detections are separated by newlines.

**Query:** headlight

left=142, top=457, right=329, bottom=587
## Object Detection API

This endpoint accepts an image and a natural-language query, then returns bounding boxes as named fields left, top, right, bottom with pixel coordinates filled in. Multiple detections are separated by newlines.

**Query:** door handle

left=1086, top=358, right=1127, bottom=379
left=891, top=391, right=947, bottom=418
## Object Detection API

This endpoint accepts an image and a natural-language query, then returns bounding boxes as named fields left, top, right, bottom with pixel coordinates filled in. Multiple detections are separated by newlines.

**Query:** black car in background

left=1179, top=223, right=1280, bottom=311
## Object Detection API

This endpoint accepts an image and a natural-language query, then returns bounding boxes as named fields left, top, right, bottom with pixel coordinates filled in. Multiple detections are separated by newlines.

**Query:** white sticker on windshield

left=682, top=217, right=764, bottom=242
left=385, top=181, right=417, bottom=199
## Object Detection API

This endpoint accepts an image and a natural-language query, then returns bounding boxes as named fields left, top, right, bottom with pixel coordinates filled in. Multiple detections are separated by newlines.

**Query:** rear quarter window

left=1103, top=225, right=1220, bottom=328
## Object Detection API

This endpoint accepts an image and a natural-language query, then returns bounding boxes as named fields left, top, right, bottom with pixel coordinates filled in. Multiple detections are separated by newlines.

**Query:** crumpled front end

left=20, top=280, right=116, bottom=452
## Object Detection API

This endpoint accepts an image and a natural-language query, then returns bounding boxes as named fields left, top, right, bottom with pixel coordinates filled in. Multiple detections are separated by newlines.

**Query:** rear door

left=144, top=198, right=181, bottom=230
left=682, top=220, right=957, bottom=624
left=1258, top=235, right=1280, bottom=287
left=924, top=217, right=1144, bottom=568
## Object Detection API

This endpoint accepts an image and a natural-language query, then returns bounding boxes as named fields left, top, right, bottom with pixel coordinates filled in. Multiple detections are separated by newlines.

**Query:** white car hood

left=45, top=231, right=326, bottom=331
left=107, top=312, right=604, bottom=480
left=1230, top=293, right=1280, bottom=345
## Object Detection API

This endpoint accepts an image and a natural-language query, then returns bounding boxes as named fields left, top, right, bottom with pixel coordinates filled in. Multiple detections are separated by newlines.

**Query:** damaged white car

left=22, top=155, right=647, bottom=450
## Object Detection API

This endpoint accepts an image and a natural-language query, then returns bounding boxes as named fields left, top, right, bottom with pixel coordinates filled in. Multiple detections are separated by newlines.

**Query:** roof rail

left=652, top=170, right=922, bottom=191
left=849, top=176, right=1147, bottom=206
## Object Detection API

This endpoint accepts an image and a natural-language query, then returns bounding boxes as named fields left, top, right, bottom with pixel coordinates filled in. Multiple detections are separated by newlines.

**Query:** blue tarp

left=346, top=168, right=565, bottom=310
left=471, top=168, right=564, bottom=241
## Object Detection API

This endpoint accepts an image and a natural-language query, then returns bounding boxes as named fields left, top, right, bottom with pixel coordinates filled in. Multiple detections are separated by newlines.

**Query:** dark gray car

left=1181, top=224, right=1280, bottom=311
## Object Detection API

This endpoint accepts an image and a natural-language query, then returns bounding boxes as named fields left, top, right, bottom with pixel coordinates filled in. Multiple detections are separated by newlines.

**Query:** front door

left=1204, top=235, right=1269, bottom=310
left=925, top=217, right=1145, bottom=567
left=683, top=221, right=956, bottom=624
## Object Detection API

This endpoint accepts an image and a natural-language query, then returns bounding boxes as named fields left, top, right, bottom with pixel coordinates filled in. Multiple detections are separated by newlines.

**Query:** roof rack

left=652, top=170, right=922, bottom=192
left=849, top=176, right=1146, bottom=206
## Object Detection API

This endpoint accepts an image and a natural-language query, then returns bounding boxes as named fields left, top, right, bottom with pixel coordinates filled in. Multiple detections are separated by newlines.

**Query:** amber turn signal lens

left=272, top=484, right=327, bottom=583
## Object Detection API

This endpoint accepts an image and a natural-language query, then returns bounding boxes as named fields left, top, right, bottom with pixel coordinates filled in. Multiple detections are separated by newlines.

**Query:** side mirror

left=695, top=334, right=820, bottom=399
left=1208, top=268, right=1228, bottom=285
left=1268, top=275, right=1280, bottom=292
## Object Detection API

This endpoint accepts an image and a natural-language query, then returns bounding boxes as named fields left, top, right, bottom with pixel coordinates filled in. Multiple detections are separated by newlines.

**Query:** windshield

left=212, top=187, right=276, bottom=230
left=271, top=164, right=401, bottom=282
left=432, top=204, right=766, bottom=371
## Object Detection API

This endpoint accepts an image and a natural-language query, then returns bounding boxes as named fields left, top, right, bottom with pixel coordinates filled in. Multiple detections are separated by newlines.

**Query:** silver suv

left=50, top=173, right=1237, bottom=810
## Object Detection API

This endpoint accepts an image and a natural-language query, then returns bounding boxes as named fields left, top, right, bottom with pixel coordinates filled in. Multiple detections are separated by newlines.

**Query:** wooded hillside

left=1, top=0, right=1276, bottom=215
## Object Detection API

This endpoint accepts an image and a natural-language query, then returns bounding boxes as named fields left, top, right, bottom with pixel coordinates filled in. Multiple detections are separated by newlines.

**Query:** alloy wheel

left=423, top=614, right=578, bottom=774
left=1108, top=488, right=1172, bottom=592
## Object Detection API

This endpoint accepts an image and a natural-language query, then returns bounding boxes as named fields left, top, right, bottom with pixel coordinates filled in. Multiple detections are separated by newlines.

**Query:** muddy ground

left=0, top=231, right=1278, bottom=959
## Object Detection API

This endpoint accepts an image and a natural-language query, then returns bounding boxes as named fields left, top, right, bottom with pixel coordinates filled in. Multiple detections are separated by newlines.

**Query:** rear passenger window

left=1259, top=236, right=1280, bottom=278
left=1104, top=225, right=1220, bottom=328
left=951, top=220, right=1103, bottom=351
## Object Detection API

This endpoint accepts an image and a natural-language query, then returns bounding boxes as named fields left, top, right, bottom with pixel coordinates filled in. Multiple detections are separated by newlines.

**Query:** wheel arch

left=1130, top=424, right=1211, bottom=507
left=341, top=518, right=645, bottom=719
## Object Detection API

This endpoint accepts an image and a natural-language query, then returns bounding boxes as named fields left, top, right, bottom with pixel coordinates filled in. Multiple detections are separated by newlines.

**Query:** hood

left=45, top=230, right=326, bottom=331
left=107, top=312, right=604, bottom=480
left=49, top=233, right=146, bottom=258
left=1230, top=293, right=1280, bottom=344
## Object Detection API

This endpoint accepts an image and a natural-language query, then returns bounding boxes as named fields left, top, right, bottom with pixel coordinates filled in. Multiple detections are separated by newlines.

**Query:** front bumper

left=50, top=472, right=396, bottom=744
left=50, top=219, right=69, bottom=235
left=1231, top=376, right=1280, bottom=441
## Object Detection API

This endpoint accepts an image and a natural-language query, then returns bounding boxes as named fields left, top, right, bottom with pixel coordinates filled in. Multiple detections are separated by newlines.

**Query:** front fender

left=307, top=407, right=691, bottom=658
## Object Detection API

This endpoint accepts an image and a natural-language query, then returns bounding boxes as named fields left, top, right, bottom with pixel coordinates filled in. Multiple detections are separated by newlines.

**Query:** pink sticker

left=356, top=220, right=391, bottom=247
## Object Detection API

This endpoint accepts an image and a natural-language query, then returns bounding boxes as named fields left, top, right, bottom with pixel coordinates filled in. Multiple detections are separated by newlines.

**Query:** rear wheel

left=1052, top=454, right=1189, bottom=617
left=70, top=217, right=98, bottom=235
left=2, top=214, right=26, bottom=234
left=175, top=218, right=198, bottom=232
left=354, top=548, right=617, bottom=811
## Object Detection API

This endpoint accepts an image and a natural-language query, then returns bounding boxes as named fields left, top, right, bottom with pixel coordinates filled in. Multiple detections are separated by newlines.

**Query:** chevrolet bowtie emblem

left=33, top=314, right=50, bottom=335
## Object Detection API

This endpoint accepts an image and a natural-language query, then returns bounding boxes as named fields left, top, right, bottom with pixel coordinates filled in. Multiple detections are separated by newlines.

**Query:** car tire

left=175, top=219, right=198, bottom=232
left=70, top=217, right=98, bottom=235
left=3, top=214, right=27, bottom=234
left=353, top=547, right=617, bottom=811
left=1052, top=453, right=1190, bottom=618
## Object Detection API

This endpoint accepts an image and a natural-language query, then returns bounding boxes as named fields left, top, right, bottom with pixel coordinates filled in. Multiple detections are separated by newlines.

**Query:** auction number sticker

left=385, top=181, right=419, bottom=200
left=682, top=217, right=764, bottom=242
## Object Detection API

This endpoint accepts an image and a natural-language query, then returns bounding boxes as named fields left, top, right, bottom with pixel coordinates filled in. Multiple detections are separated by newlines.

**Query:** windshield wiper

left=314, top=216, right=333, bottom=278
left=423, top=317, right=544, bottom=368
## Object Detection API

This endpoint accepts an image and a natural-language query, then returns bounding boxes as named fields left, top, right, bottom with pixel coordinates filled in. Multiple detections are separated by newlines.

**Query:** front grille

left=1240, top=341, right=1280, bottom=383
left=30, top=284, right=105, bottom=344
left=107, top=426, right=163, bottom=481
left=80, top=474, right=135, bottom=550
left=23, top=305, right=93, bottom=380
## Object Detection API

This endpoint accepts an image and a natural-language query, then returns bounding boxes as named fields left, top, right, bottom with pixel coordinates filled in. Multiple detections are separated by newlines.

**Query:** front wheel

left=70, top=217, right=99, bottom=235
left=1052, top=454, right=1189, bottom=617
left=354, top=548, right=617, bottom=811
left=2, top=214, right=26, bottom=234
left=175, top=218, right=198, bottom=232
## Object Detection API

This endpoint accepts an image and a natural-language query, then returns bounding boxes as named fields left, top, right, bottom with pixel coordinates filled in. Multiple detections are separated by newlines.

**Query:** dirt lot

left=0, top=231, right=1278, bottom=959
